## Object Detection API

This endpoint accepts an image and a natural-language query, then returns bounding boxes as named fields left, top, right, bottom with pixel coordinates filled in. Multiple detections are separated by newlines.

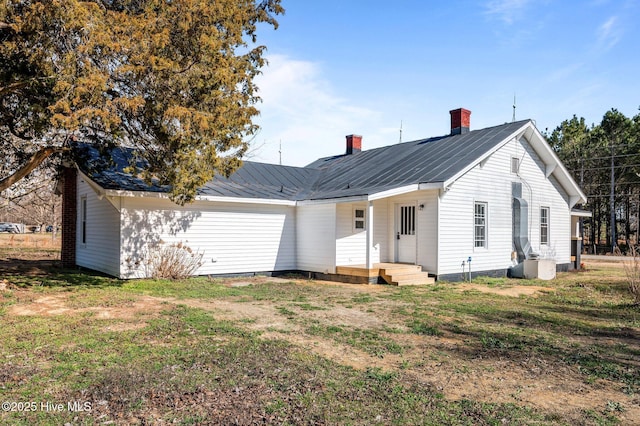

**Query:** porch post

left=366, top=201, right=374, bottom=270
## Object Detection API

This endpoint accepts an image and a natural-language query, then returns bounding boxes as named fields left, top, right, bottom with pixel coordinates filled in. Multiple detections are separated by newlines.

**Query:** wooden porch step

left=380, top=266, right=434, bottom=286
left=392, top=273, right=435, bottom=286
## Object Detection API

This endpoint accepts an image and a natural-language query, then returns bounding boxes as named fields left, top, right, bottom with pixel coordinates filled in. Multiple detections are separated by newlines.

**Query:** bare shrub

left=144, top=241, right=203, bottom=280
left=616, top=246, right=640, bottom=305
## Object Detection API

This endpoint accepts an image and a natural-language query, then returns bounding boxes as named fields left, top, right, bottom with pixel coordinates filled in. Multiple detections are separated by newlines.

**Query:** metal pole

left=610, top=140, right=616, bottom=253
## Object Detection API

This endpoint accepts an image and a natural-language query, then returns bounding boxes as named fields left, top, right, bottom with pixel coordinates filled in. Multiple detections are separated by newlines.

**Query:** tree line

left=546, top=109, right=640, bottom=253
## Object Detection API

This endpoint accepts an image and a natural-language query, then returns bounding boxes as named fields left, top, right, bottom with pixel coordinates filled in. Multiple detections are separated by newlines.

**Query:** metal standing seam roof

left=302, top=120, right=531, bottom=200
left=79, top=120, right=532, bottom=202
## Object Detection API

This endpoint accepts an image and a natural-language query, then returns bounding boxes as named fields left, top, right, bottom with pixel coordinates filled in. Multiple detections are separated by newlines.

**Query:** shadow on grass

left=1, top=258, right=122, bottom=289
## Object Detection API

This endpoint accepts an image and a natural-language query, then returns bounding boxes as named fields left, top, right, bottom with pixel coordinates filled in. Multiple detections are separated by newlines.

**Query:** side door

left=396, top=203, right=416, bottom=263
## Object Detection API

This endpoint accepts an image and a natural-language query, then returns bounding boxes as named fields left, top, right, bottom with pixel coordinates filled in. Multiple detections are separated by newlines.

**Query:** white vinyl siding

left=119, top=197, right=296, bottom=278
left=438, top=134, right=572, bottom=276
left=381, top=191, right=438, bottom=273
left=419, top=193, right=439, bottom=273
left=373, top=199, right=390, bottom=262
left=296, top=204, right=336, bottom=273
left=337, top=203, right=368, bottom=265
left=75, top=177, right=121, bottom=277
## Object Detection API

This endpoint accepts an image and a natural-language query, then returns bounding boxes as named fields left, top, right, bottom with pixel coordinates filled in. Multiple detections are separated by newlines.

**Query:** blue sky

left=249, top=0, right=640, bottom=167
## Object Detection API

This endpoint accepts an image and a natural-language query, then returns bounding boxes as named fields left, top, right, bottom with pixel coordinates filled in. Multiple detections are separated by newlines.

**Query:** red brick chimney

left=450, top=108, right=471, bottom=135
left=61, top=166, right=77, bottom=268
left=346, top=134, right=362, bottom=155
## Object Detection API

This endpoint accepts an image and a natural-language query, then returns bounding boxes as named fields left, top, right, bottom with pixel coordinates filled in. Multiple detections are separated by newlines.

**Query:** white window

left=81, top=196, right=87, bottom=245
left=354, top=208, right=365, bottom=231
left=399, top=205, right=416, bottom=236
left=511, top=157, right=519, bottom=174
left=474, top=202, right=487, bottom=248
left=540, top=207, right=549, bottom=245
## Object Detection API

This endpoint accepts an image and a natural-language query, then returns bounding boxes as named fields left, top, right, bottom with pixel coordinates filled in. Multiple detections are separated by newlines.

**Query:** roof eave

left=297, top=195, right=369, bottom=206
left=367, top=184, right=421, bottom=201
left=100, top=188, right=296, bottom=206
left=571, top=208, right=593, bottom=218
left=297, top=183, right=443, bottom=205
left=440, top=121, right=587, bottom=207
left=196, top=195, right=296, bottom=206
left=524, top=124, right=588, bottom=207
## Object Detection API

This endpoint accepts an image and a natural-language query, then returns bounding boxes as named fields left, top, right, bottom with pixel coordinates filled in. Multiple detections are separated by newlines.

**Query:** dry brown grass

left=0, top=232, right=60, bottom=249
left=616, top=246, right=640, bottom=304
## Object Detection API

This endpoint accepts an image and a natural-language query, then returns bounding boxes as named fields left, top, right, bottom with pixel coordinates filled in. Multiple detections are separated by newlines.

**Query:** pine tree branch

left=0, top=146, right=69, bottom=192
left=0, top=81, right=30, bottom=98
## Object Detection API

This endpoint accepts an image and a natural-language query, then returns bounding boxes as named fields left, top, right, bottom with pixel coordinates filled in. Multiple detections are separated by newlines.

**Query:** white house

left=60, top=108, right=588, bottom=283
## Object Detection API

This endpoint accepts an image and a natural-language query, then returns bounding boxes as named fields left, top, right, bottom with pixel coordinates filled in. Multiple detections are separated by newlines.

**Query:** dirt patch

left=6, top=293, right=167, bottom=330
left=3, top=274, right=638, bottom=422
left=147, top=288, right=638, bottom=422
left=456, top=283, right=555, bottom=297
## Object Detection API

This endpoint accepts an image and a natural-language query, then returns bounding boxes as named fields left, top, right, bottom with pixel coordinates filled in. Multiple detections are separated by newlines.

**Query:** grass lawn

left=0, top=249, right=638, bottom=424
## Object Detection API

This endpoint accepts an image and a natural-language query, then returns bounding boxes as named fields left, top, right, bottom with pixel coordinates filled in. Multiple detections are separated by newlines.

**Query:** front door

left=396, top=203, right=416, bottom=263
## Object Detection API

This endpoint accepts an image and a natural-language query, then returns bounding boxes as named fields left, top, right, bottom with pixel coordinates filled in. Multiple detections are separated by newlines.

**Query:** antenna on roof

left=512, top=94, right=516, bottom=123
left=279, top=139, right=282, bottom=165
left=399, top=120, right=403, bottom=144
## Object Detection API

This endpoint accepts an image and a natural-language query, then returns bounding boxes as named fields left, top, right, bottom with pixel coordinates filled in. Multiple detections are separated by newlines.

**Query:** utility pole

left=579, top=154, right=585, bottom=246
left=610, top=137, right=616, bottom=253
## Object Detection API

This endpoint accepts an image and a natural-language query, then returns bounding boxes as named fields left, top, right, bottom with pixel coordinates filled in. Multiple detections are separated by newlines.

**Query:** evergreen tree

left=0, top=0, right=283, bottom=204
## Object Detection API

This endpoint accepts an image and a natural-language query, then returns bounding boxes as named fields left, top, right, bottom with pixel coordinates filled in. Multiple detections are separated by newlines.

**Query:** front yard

left=0, top=242, right=638, bottom=424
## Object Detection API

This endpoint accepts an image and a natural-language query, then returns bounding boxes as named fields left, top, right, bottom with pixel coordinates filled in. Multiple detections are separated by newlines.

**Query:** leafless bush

left=616, top=246, right=640, bottom=305
left=144, top=241, right=203, bottom=280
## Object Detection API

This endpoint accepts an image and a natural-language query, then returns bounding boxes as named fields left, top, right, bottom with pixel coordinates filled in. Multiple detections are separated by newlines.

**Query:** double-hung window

left=81, top=196, right=87, bottom=245
left=354, top=208, right=366, bottom=231
left=540, top=207, right=549, bottom=245
left=474, top=202, right=487, bottom=248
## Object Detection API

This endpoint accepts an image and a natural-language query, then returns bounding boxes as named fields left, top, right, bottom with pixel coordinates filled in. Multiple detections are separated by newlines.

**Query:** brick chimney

left=61, top=166, right=77, bottom=268
left=346, top=134, right=362, bottom=155
left=450, top=108, right=471, bottom=135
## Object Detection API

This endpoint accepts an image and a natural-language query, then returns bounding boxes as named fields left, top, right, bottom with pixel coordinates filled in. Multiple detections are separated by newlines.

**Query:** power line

left=569, top=163, right=640, bottom=172
left=586, top=194, right=640, bottom=198
left=577, top=153, right=640, bottom=161
left=585, top=182, right=640, bottom=187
